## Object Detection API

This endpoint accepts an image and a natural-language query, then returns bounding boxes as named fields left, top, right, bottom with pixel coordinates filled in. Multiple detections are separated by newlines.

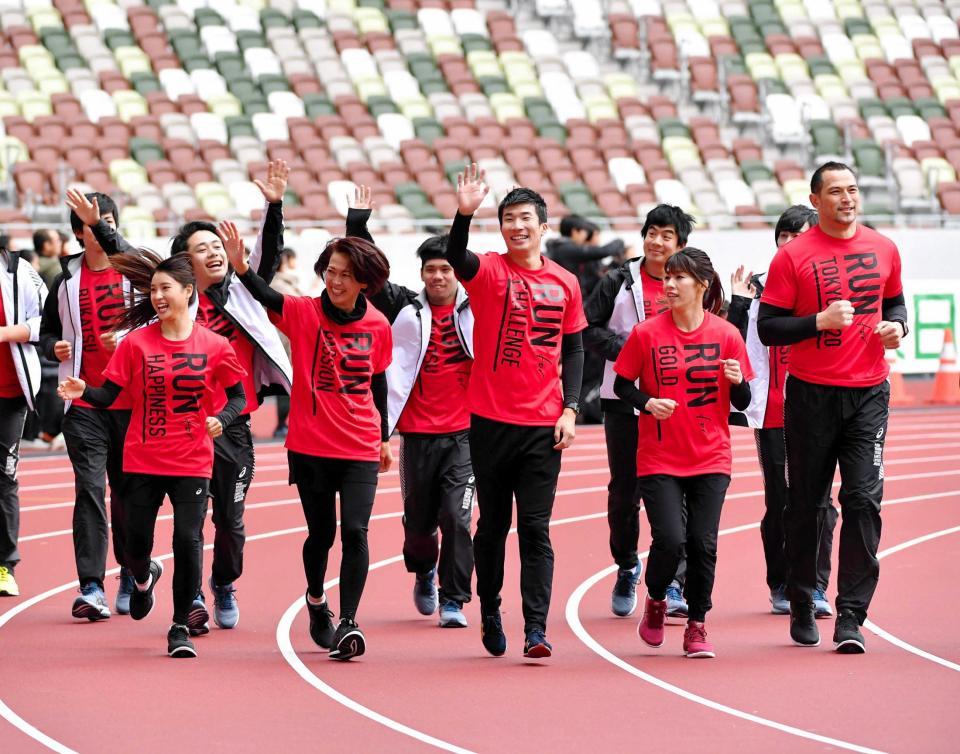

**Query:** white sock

left=306, top=593, right=326, bottom=606
left=135, top=575, right=151, bottom=592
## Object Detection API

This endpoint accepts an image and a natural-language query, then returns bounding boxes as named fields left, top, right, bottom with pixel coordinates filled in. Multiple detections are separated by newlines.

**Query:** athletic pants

left=61, top=406, right=130, bottom=586
left=288, top=451, right=379, bottom=621
left=124, top=473, right=208, bottom=626
left=636, top=473, right=730, bottom=623
left=605, top=408, right=686, bottom=584
left=784, top=376, right=889, bottom=622
left=469, top=415, right=561, bottom=634
left=0, top=396, right=27, bottom=569
left=209, top=416, right=254, bottom=586
left=399, top=431, right=474, bottom=604
left=755, top=426, right=838, bottom=591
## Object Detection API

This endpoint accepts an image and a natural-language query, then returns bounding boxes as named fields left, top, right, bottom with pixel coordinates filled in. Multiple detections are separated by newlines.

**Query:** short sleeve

left=759, top=247, right=798, bottom=310
left=273, top=294, right=309, bottom=336
left=562, top=280, right=588, bottom=334
left=613, top=326, right=644, bottom=380
left=461, top=252, right=497, bottom=292
left=883, top=245, right=904, bottom=298
left=103, top=337, right=133, bottom=388
left=374, top=320, right=393, bottom=373
left=213, top=337, right=247, bottom=389
left=730, top=328, right=755, bottom=383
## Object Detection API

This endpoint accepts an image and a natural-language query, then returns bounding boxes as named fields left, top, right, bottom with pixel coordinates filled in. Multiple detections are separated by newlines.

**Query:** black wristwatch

left=893, top=320, right=909, bottom=337
left=563, top=401, right=580, bottom=414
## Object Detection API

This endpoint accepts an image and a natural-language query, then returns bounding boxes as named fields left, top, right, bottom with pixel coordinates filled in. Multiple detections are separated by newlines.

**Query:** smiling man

left=758, top=162, right=907, bottom=654
left=444, top=164, right=587, bottom=660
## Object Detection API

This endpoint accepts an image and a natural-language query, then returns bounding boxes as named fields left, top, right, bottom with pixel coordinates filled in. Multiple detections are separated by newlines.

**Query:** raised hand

left=456, top=162, right=489, bottom=216
left=722, top=358, right=743, bottom=385
left=66, top=188, right=100, bottom=227
left=817, top=299, right=854, bottom=331
left=217, top=220, right=247, bottom=275
left=253, top=159, right=289, bottom=204
left=205, top=416, right=223, bottom=438
left=351, top=184, right=374, bottom=211
left=57, top=376, right=86, bottom=400
left=730, top=266, right=755, bottom=298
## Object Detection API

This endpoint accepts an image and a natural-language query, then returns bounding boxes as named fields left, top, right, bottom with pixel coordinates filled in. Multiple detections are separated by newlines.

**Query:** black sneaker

left=167, top=624, right=197, bottom=658
left=790, top=600, right=820, bottom=647
left=523, top=628, right=553, bottom=659
left=329, top=619, right=366, bottom=661
left=129, top=560, right=163, bottom=621
left=187, top=591, right=209, bottom=637
left=481, top=611, right=507, bottom=657
left=833, top=610, right=866, bottom=654
left=306, top=594, right=335, bottom=648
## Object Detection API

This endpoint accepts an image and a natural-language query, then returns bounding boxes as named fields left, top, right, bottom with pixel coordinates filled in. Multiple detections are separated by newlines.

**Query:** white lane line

left=864, top=526, right=960, bottom=673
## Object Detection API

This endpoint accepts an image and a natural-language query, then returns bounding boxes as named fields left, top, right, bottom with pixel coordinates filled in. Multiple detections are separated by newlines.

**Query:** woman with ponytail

left=58, top=251, right=246, bottom=659
left=612, top=248, right=753, bottom=658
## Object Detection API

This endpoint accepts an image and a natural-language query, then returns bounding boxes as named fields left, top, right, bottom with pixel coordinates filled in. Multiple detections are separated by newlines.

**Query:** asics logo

left=195, top=488, right=203, bottom=495
left=239, top=466, right=247, bottom=478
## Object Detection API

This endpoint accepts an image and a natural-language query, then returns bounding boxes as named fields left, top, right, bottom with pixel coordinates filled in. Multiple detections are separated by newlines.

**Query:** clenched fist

left=816, top=299, right=854, bottom=331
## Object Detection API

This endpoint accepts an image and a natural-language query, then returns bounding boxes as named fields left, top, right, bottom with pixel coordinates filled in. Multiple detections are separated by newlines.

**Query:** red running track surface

left=2, top=408, right=959, bottom=753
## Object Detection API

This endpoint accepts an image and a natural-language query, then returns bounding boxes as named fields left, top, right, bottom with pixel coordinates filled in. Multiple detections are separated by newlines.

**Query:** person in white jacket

left=0, top=247, right=47, bottom=597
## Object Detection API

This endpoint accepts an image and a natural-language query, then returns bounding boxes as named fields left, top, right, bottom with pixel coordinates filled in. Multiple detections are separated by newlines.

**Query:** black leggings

left=288, top=451, right=379, bottom=622
left=124, top=473, right=209, bottom=626
left=636, top=473, right=730, bottom=623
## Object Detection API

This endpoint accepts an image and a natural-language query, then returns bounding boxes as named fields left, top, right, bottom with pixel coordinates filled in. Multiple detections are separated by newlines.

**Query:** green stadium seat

left=366, top=95, right=398, bottom=117
left=303, top=93, right=336, bottom=117
left=258, top=74, right=290, bottom=96
left=194, top=8, right=224, bottom=27
left=225, top=115, right=255, bottom=138
left=293, top=10, right=323, bottom=31
left=129, top=137, right=165, bottom=165
left=885, top=97, right=916, bottom=119
left=386, top=10, right=418, bottom=32
left=413, top=117, right=444, bottom=145
left=810, top=120, right=843, bottom=157
left=852, top=139, right=886, bottom=178
left=260, top=9, right=290, bottom=30
left=236, top=31, right=267, bottom=53
left=858, top=97, right=887, bottom=119
left=131, top=72, right=161, bottom=95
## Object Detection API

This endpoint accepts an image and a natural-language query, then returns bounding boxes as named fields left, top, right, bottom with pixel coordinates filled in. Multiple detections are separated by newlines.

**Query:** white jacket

left=0, top=252, right=45, bottom=410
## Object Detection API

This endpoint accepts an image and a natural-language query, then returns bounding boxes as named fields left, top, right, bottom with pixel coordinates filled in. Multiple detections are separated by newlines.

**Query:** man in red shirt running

left=759, top=162, right=907, bottom=653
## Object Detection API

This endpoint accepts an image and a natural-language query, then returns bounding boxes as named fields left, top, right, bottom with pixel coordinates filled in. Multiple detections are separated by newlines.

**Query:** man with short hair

left=34, top=229, right=62, bottom=289
left=759, top=162, right=907, bottom=653
left=583, top=204, right=694, bottom=619
left=445, top=164, right=586, bottom=659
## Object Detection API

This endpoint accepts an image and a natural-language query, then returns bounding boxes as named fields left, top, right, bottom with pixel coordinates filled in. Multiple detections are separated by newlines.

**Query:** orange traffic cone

left=927, top=328, right=960, bottom=405
left=886, top=349, right=914, bottom=406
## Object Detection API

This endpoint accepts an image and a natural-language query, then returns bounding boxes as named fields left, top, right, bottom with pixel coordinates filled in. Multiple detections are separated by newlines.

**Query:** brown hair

left=314, top=236, right=390, bottom=296
left=664, top=247, right=724, bottom=315
left=109, top=250, right=197, bottom=332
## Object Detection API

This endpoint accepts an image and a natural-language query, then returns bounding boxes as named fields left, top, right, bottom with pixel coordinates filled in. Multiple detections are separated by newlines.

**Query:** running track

left=2, top=408, right=958, bottom=753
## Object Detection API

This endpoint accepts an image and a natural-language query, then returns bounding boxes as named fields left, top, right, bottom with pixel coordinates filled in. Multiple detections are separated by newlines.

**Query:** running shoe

left=438, top=599, right=468, bottom=628
left=813, top=588, right=833, bottom=618
left=187, top=591, right=209, bottom=637
left=413, top=567, right=438, bottom=616
left=611, top=563, right=642, bottom=617
left=481, top=611, right=507, bottom=656
left=833, top=610, right=866, bottom=654
left=523, top=629, right=552, bottom=659
left=129, top=560, right=163, bottom=621
left=0, top=565, right=18, bottom=597
left=683, top=620, right=716, bottom=658
left=72, top=581, right=111, bottom=621
left=329, top=619, right=366, bottom=661
left=789, top=601, right=820, bottom=647
left=167, top=624, right=197, bottom=658
left=665, top=582, right=688, bottom=619
left=306, top=594, right=335, bottom=648
left=210, top=577, right=239, bottom=629
left=770, top=585, right=790, bottom=615
left=638, top=596, right=667, bottom=648
left=115, top=568, right=135, bottom=615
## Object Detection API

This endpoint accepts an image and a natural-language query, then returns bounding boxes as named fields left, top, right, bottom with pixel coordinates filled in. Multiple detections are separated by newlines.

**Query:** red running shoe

left=638, top=596, right=667, bottom=647
left=683, top=620, right=715, bottom=658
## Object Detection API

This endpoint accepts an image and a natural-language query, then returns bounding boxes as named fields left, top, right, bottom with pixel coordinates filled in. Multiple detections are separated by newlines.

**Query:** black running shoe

left=481, top=611, right=507, bottom=657
left=306, top=594, right=335, bottom=649
left=167, top=624, right=197, bottom=658
left=523, top=629, right=552, bottom=659
left=790, top=600, right=820, bottom=647
left=129, top=560, right=163, bottom=621
left=833, top=610, right=866, bottom=654
left=329, top=619, right=366, bottom=661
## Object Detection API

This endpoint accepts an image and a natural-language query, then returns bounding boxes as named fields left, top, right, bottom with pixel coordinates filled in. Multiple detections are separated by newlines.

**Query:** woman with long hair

left=58, top=251, right=246, bottom=658
left=220, top=221, right=393, bottom=661
left=613, top=248, right=753, bottom=658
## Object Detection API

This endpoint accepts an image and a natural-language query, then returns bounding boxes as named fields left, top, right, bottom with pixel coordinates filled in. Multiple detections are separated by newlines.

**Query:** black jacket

left=545, top=237, right=625, bottom=297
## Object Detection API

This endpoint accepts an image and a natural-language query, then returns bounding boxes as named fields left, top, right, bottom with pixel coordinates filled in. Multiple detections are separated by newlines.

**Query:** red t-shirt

left=763, top=345, right=789, bottom=429
left=760, top=225, right=903, bottom=387
left=639, top=266, right=666, bottom=318
left=0, top=293, right=22, bottom=398
left=103, top=322, right=246, bottom=478
left=76, top=262, right=131, bottom=409
left=274, top=295, right=392, bottom=462
left=614, top=312, right=755, bottom=477
left=462, top=252, right=587, bottom=426
left=196, top=293, right=258, bottom=415
left=396, top=303, right=472, bottom=434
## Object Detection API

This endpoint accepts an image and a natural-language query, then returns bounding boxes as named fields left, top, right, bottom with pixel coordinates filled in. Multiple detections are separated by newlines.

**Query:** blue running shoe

left=611, top=563, right=642, bottom=617
left=439, top=599, right=467, bottom=628
left=413, top=568, right=438, bottom=616
left=770, top=585, right=790, bottom=615
left=481, top=611, right=506, bottom=656
left=813, top=588, right=833, bottom=618
left=115, top=568, right=135, bottom=615
left=523, top=629, right=552, bottom=659
left=187, top=591, right=209, bottom=636
left=665, top=582, right=688, bottom=619
left=72, top=581, right=110, bottom=621
left=210, top=577, right=239, bottom=629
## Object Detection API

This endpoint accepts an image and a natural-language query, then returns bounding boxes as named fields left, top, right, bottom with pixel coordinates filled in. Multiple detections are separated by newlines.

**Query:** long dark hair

left=109, top=250, right=197, bottom=332
left=664, top=247, right=724, bottom=315
left=314, top=236, right=390, bottom=296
